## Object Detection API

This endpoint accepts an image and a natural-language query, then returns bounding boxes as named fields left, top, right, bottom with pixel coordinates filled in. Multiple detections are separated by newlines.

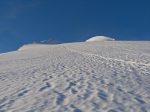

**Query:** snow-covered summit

left=86, top=36, right=115, bottom=42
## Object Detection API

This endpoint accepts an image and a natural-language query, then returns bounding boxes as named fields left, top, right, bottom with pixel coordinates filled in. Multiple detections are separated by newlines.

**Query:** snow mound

left=86, top=36, right=115, bottom=42
left=18, top=39, right=61, bottom=51
left=18, top=44, right=48, bottom=51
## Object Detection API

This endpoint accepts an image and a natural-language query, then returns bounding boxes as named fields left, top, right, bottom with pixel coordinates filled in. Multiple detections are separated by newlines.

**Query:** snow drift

left=86, top=36, right=115, bottom=42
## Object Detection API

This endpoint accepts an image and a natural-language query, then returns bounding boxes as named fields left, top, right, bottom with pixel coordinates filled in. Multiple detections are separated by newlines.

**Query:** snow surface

left=0, top=41, right=150, bottom=112
left=86, top=36, right=115, bottom=42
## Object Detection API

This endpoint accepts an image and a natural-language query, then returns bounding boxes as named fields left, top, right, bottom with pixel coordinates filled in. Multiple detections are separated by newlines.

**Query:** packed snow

left=86, top=36, right=115, bottom=42
left=0, top=41, right=150, bottom=112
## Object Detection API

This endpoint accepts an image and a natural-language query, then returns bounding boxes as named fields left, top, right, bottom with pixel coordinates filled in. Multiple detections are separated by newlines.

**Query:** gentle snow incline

left=0, top=41, right=150, bottom=112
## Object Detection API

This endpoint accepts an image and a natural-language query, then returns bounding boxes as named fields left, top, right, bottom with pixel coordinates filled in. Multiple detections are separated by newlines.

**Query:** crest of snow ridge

left=18, top=39, right=61, bottom=51
left=86, top=36, right=115, bottom=42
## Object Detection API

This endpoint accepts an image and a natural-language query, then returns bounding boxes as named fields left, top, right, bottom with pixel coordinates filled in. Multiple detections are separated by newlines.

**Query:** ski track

left=0, top=41, right=150, bottom=112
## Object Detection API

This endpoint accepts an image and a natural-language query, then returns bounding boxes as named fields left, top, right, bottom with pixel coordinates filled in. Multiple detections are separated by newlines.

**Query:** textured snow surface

left=0, top=41, right=150, bottom=112
left=86, top=36, right=115, bottom=42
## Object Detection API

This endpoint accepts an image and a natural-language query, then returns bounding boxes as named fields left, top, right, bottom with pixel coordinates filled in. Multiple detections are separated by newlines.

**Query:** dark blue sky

left=0, top=0, right=150, bottom=53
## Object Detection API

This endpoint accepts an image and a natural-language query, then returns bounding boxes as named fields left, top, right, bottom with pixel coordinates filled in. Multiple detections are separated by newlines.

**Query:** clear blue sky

left=0, top=0, right=150, bottom=53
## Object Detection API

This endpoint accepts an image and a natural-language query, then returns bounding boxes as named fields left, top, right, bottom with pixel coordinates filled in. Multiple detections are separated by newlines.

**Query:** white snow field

left=0, top=41, right=150, bottom=112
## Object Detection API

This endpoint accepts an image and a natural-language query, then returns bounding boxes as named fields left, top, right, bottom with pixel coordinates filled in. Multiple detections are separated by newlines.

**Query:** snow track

left=65, top=46, right=150, bottom=67
left=0, top=41, right=150, bottom=112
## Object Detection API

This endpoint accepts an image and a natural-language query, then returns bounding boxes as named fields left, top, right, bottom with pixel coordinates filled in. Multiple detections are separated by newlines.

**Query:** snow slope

left=0, top=41, right=150, bottom=112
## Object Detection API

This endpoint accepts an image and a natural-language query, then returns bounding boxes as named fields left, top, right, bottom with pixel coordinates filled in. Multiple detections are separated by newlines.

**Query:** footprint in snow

left=0, top=99, right=15, bottom=111
left=66, top=81, right=76, bottom=90
left=0, top=97, right=7, bottom=105
left=74, top=108, right=82, bottom=112
left=55, top=92, right=65, bottom=105
left=107, top=109, right=118, bottom=112
left=82, top=89, right=92, bottom=100
left=39, top=82, right=51, bottom=92
left=17, top=88, right=29, bottom=97
left=18, top=90, right=29, bottom=97
left=134, top=96, right=145, bottom=104
left=97, top=90, right=108, bottom=101
left=70, top=105, right=82, bottom=112
left=71, top=88, right=78, bottom=94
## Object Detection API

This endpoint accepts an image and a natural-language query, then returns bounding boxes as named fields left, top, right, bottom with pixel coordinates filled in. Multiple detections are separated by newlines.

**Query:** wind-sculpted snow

left=0, top=41, right=150, bottom=112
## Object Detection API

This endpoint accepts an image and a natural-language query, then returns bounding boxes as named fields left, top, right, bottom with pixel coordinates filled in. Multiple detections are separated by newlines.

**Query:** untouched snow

left=86, top=36, right=115, bottom=42
left=0, top=41, right=150, bottom=112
